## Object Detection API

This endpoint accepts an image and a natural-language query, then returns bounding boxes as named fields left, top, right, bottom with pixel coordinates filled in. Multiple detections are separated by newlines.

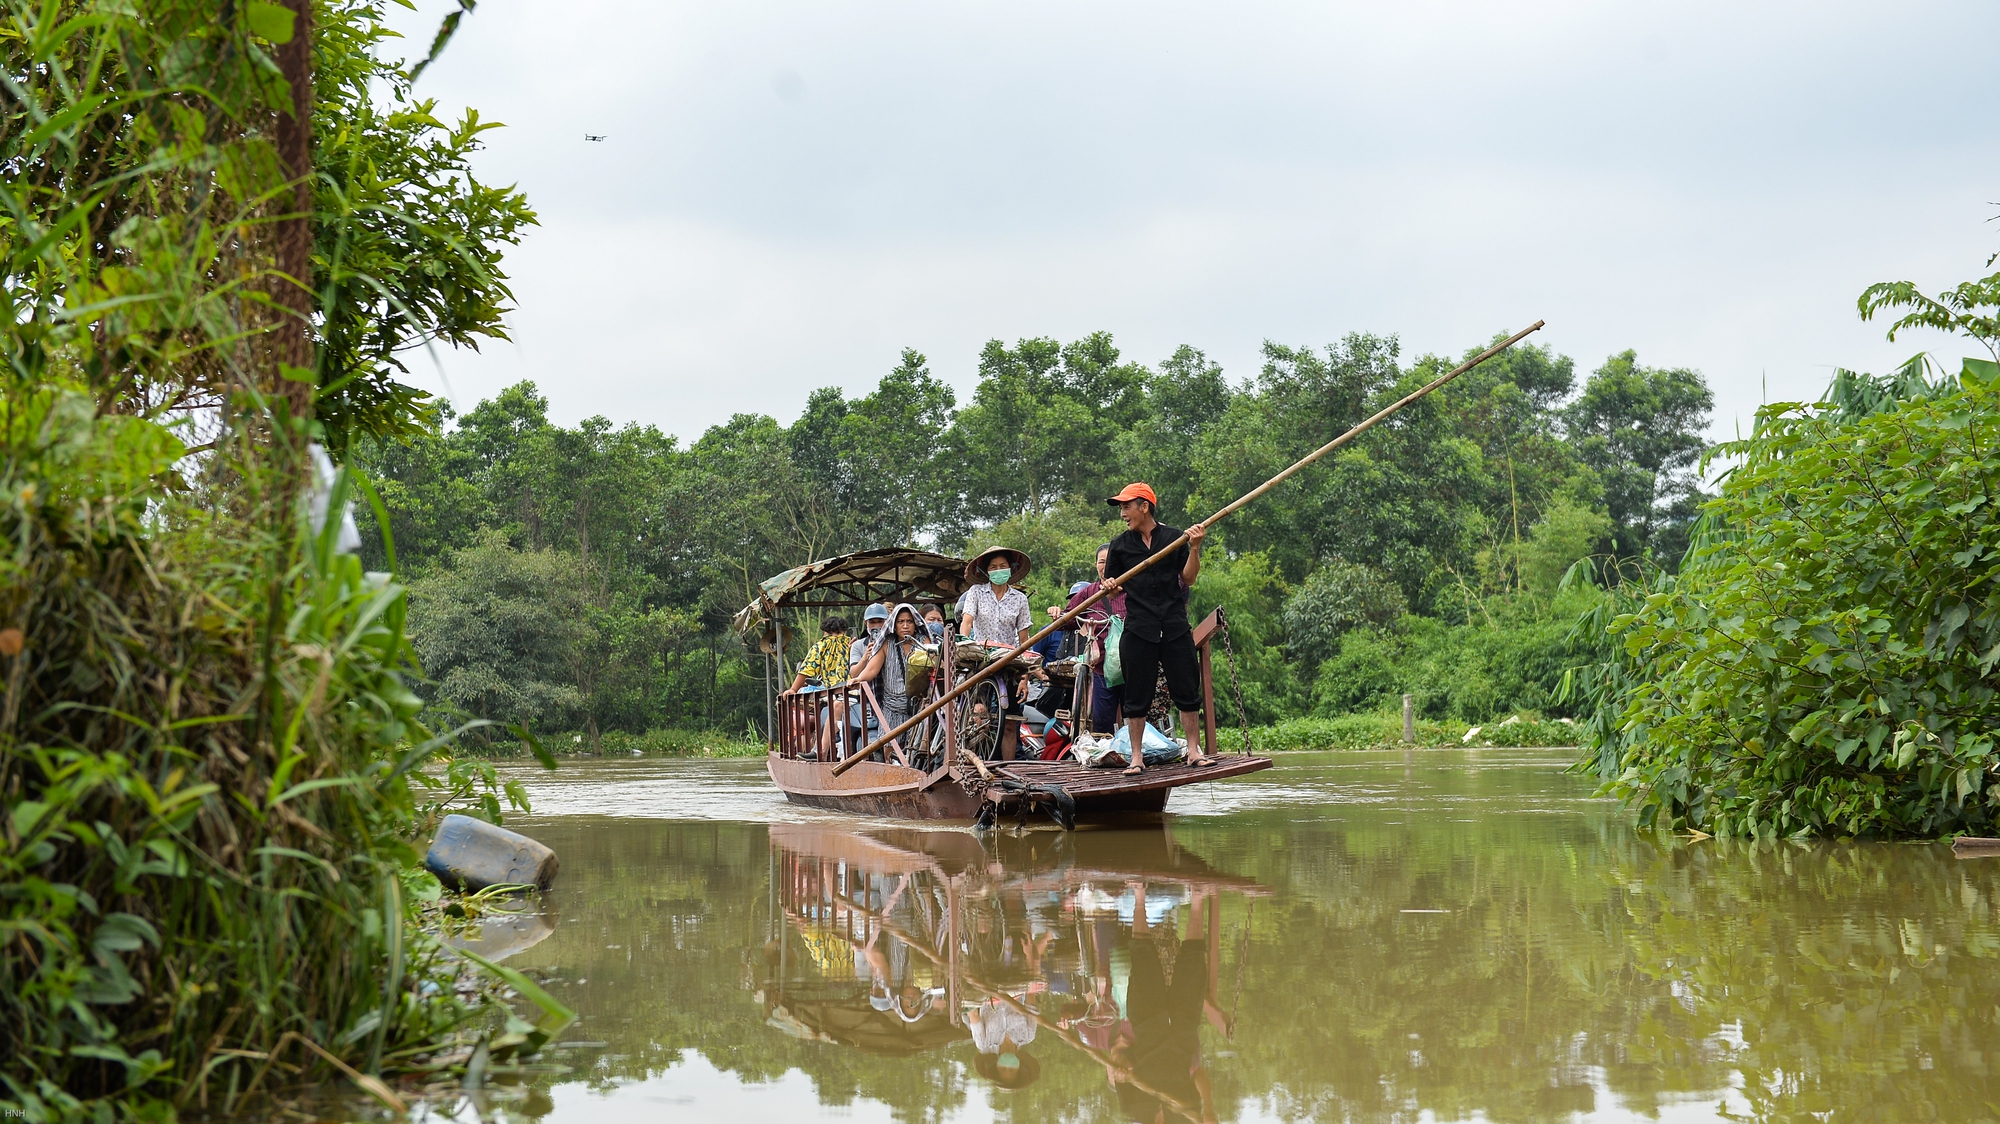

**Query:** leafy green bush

left=1188, top=550, right=1304, bottom=725
left=1281, top=558, right=1406, bottom=668
left=1246, top=713, right=1465, bottom=752
left=1590, top=369, right=2000, bottom=838
left=1244, top=711, right=1580, bottom=751
left=1312, top=585, right=1606, bottom=722
left=0, top=1, right=552, bottom=1114
left=407, top=533, right=692, bottom=744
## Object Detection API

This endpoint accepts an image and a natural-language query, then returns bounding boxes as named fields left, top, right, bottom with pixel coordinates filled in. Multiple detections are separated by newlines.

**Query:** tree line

left=356, top=332, right=1715, bottom=745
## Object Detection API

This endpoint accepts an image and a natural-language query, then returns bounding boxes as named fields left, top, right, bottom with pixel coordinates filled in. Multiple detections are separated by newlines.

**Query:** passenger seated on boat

left=1028, top=601, right=1074, bottom=662
left=784, top=615, right=853, bottom=759
left=854, top=603, right=924, bottom=759
left=849, top=602, right=891, bottom=678
left=1025, top=600, right=1079, bottom=725
left=968, top=996, right=1041, bottom=1089
left=843, top=603, right=892, bottom=752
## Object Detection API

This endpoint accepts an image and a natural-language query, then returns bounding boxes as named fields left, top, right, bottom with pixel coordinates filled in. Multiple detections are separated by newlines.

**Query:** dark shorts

left=1119, top=629, right=1201, bottom=717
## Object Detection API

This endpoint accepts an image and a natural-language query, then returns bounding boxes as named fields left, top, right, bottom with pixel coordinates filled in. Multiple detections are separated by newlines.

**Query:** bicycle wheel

left=904, top=706, right=944, bottom=772
left=955, top=679, right=1004, bottom=761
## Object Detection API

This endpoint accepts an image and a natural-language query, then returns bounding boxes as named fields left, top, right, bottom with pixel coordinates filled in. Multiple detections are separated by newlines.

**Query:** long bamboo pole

left=830, top=319, right=1544, bottom=776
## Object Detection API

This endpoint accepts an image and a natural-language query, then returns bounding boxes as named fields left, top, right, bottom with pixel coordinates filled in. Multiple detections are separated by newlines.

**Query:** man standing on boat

left=1104, top=483, right=1216, bottom=775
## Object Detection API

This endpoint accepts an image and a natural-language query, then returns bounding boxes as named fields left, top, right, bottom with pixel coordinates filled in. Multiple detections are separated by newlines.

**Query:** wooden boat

left=736, top=548, right=1272, bottom=823
left=767, top=753, right=1273, bottom=821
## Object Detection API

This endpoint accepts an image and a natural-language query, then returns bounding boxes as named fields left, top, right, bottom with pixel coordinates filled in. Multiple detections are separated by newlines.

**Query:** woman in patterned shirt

left=960, top=547, right=1034, bottom=759
left=784, top=616, right=853, bottom=759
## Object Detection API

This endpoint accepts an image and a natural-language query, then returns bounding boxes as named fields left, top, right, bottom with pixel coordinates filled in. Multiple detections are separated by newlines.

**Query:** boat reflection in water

left=760, top=824, right=1266, bottom=1123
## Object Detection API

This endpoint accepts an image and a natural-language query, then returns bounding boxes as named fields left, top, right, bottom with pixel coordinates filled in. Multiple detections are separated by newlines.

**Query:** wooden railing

left=776, top=613, right=1231, bottom=765
left=777, top=680, right=910, bottom=765
left=775, top=637, right=962, bottom=768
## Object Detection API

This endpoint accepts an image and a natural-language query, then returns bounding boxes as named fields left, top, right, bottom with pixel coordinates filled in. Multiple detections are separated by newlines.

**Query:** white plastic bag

left=1079, top=723, right=1184, bottom=768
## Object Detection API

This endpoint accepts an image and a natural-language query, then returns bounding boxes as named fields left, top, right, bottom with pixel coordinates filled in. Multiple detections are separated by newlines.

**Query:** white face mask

left=987, top=568, right=1012, bottom=586
left=868, top=623, right=886, bottom=638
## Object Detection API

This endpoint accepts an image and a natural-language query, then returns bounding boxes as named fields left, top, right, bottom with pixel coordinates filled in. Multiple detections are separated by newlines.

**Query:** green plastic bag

left=1102, top=616, right=1125, bottom=687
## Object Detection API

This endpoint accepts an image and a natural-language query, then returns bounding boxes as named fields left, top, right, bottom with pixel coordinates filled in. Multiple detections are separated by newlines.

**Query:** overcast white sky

left=382, top=0, right=2000, bottom=446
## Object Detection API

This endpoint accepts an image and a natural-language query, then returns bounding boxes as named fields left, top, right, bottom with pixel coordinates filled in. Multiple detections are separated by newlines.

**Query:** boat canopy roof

left=733, top=548, right=972, bottom=638
left=763, top=994, right=966, bottom=1055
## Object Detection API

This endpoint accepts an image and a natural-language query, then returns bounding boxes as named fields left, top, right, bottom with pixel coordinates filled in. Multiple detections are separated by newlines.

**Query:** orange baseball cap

left=1106, top=482, right=1158, bottom=506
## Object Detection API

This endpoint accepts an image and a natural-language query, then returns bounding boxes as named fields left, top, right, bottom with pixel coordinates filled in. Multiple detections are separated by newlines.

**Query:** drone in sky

left=584, top=134, right=606, bottom=142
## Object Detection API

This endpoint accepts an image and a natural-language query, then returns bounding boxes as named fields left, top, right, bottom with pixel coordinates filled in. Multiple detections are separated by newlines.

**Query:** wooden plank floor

left=992, top=755, right=1271, bottom=796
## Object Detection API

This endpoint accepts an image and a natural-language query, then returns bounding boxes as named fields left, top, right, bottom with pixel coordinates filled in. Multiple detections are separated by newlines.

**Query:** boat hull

left=766, top=753, right=983, bottom=820
left=766, top=752, right=1269, bottom=822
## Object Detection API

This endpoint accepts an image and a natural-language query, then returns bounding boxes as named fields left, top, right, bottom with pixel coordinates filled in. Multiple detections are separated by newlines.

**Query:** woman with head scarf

left=856, top=603, right=926, bottom=739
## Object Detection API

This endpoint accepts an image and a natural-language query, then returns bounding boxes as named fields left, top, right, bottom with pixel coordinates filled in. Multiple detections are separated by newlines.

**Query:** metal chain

left=955, top=757, right=985, bottom=796
left=1216, top=608, right=1254, bottom=755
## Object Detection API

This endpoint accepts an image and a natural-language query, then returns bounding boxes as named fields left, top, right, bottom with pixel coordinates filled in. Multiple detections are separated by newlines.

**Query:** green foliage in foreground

left=310, top=0, right=536, bottom=455
left=1585, top=368, right=2000, bottom=838
left=0, top=0, right=548, bottom=1114
left=1, top=390, right=540, bottom=1116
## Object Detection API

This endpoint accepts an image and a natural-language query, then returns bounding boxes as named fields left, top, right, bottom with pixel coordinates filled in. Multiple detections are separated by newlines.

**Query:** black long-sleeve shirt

left=1106, top=524, right=1191, bottom=642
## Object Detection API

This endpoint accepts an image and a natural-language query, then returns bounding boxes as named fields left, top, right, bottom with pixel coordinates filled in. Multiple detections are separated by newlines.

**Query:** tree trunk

left=270, top=0, right=315, bottom=421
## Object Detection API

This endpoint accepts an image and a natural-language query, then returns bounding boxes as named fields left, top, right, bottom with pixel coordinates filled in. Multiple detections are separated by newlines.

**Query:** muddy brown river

left=420, top=749, right=2000, bottom=1122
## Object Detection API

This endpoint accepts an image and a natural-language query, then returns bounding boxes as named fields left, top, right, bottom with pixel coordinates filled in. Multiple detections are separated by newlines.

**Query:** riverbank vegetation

left=360, top=336, right=1712, bottom=751
left=1571, top=258, right=2000, bottom=838
left=2, top=1, right=552, bottom=1116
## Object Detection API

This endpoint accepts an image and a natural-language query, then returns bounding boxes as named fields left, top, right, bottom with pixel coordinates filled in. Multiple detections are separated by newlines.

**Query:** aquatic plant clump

left=1589, top=370, right=2000, bottom=838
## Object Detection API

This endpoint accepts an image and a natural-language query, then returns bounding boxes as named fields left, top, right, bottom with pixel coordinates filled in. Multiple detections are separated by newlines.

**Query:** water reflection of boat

left=736, top=549, right=1273, bottom=823
left=761, top=822, right=1267, bottom=1121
